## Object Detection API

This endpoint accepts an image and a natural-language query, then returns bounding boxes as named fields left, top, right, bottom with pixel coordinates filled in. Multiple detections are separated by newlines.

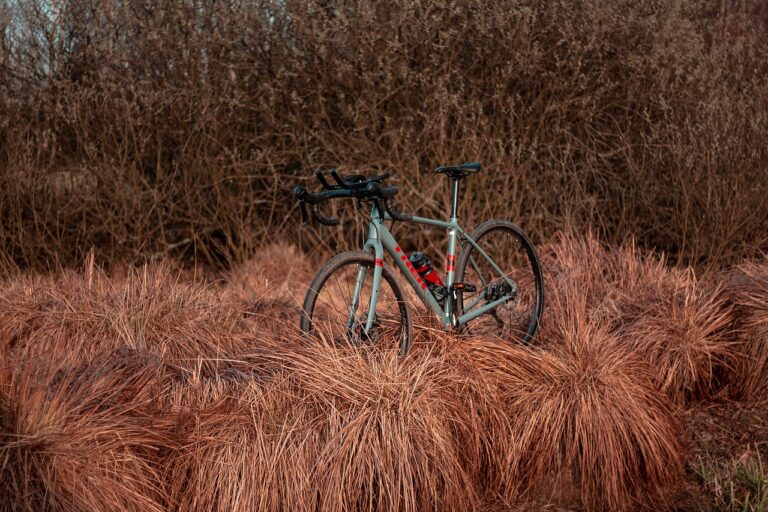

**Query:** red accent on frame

left=375, top=258, right=384, bottom=267
left=395, top=246, right=402, bottom=253
left=402, top=257, right=427, bottom=289
left=446, top=254, right=456, bottom=272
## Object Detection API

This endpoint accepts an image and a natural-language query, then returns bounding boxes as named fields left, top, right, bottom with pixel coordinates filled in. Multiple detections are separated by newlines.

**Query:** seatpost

left=450, top=177, right=460, bottom=219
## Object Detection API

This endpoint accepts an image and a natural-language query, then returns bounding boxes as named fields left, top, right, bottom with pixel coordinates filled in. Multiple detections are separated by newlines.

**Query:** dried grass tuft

left=165, top=374, right=318, bottom=512
left=0, top=262, right=254, bottom=372
left=543, top=233, right=736, bottom=405
left=272, top=341, right=484, bottom=511
left=619, top=271, right=736, bottom=404
left=224, top=243, right=313, bottom=336
left=467, top=307, right=685, bottom=510
left=724, top=260, right=768, bottom=402
left=0, top=349, right=175, bottom=512
left=541, top=232, right=676, bottom=330
left=166, top=335, right=518, bottom=512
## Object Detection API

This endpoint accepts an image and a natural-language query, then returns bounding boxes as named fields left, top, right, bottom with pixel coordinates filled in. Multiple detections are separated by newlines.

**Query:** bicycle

left=293, top=163, right=544, bottom=354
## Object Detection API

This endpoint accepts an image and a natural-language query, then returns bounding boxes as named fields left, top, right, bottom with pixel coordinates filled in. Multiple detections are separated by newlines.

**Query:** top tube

left=383, top=212, right=456, bottom=230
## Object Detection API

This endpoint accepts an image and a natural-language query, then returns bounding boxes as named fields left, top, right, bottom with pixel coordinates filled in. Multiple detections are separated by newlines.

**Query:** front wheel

left=300, top=251, right=413, bottom=354
left=455, top=220, right=544, bottom=343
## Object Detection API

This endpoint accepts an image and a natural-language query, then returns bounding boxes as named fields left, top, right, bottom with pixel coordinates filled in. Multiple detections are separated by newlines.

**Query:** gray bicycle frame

left=349, top=179, right=517, bottom=331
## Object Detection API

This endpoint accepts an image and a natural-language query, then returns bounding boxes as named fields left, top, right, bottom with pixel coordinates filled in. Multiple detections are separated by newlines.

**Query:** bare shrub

left=0, top=1, right=766, bottom=271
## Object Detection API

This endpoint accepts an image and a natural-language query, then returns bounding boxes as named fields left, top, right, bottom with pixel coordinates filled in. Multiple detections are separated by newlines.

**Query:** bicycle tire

left=454, top=220, right=544, bottom=343
left=300, top=251, right=413, bottom=354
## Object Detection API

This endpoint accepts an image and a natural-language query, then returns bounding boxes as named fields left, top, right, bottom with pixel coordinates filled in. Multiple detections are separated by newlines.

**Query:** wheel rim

left=307, top=259, right=408, bottom=351
left=458, top=227, right=542, bottom=341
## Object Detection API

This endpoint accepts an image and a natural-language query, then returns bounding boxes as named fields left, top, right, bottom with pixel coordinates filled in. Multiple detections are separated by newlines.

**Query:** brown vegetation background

left=1, top=0, right=767, bottom=272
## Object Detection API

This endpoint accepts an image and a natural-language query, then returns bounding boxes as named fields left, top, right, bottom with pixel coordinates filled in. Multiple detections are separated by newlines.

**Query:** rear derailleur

left=452, top=279, right=518, bottom=331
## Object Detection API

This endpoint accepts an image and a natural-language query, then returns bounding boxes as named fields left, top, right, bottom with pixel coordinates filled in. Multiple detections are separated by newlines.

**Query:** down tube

left=378, top=225, right=447, bottom=326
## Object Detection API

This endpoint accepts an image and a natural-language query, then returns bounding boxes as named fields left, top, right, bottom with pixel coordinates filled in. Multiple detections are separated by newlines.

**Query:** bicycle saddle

left=434, top=162, right=482, bottom=177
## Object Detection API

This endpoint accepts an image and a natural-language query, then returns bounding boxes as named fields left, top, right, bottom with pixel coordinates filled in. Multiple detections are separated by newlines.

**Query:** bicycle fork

left=347, top=261, right=382, bottom=333
left=347, top=211, right=386, bottom=334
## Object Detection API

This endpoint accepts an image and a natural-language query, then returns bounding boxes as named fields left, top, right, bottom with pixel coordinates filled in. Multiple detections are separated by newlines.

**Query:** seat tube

left=444, top=177, right=460, bottom=324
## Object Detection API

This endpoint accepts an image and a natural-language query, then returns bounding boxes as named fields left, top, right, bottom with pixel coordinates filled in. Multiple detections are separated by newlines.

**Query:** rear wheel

left=300, top=251, right=412, bottom=354
left=455, top=220, right=544, bottom=343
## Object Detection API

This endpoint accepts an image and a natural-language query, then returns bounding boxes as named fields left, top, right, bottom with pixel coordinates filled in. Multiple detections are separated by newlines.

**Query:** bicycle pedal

left=450, top=283, right=477, bottom=293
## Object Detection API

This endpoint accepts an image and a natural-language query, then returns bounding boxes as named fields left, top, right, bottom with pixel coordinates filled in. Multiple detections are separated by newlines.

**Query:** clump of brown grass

left=166, top=334, right=516, bottom=512
left=269, top=340, right=486, bottom=511
left=542, top=233, right=736, bottom=405
left=0, top=349, right=175, bottom=512
left=165, top=374, right=318, bottom=512
left=468, top=289, right=685, bottom=510
left=724, top=260, right=768, bottom=402
left=619, top=271, right=735, bottom=404
left=225, top=243, right=312, bottom=335
left=0, top=261, right=254, bottom=372
left=540, top=232, right=614, bottom=313
left=541, top=232, right=676, bottom=329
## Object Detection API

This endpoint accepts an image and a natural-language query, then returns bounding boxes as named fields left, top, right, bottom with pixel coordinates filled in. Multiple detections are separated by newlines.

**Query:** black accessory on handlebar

left=293, top=170, right=410, bottom=227
left=314, top=168, right=389, bottom=191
